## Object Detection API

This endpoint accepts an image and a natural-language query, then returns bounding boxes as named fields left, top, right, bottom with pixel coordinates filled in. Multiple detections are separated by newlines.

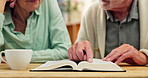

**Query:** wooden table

left=0, top=63, right=148, bottom=78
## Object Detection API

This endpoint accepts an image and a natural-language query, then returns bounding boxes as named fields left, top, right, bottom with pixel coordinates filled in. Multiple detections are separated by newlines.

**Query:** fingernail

left=115, top=62, right=118, bottom=64
left=88, top=58, right=93, bottom=63
left=106, top=58, right=111, bottom=61
left=102, top=58, right=106, bottom=61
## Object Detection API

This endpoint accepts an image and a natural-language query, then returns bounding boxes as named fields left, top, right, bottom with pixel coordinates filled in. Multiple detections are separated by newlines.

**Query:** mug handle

left=0, top=51, right=8, bottom=64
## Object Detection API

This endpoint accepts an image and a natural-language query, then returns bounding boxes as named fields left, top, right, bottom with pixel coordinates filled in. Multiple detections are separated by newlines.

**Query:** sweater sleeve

left=139, top=49, right=148, bottom=66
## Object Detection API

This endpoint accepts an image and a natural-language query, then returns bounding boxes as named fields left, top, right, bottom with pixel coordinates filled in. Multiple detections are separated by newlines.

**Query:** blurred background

left=57, top=0, right=96, bottom=44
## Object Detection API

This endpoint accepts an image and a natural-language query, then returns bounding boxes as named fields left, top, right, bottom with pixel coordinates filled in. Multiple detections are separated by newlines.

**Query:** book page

left=31, top=59, right=78, bottom=70
left=77, top=59, right=124, bottom=71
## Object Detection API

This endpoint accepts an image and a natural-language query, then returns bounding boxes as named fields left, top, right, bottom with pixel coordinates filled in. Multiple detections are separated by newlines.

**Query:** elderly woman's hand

left=7, top=0, right=16, bottom=8
left=1, top=56, right=6, bottom=63
left=0, top=0, right=7, bottom=13
left=0, top=0, right=16, bottom=13
left=103, top=44, right=148, bottom=65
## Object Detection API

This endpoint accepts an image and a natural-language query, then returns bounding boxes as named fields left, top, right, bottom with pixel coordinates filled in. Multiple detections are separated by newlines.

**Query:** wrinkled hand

left=103, top=44, right=148, bottom=65
left=7, top=0, right=16, bottom=8
left=1, top=56, right=6, bottom=63
left=0, top=0, right=16, bottom=13
left=68, top=41, right=93, bottom=62
left=0, top=0, right=7, bottom=13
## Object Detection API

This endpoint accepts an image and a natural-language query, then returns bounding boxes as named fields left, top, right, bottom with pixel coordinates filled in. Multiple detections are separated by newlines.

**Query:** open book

left=30, top=59, right=125, bottom=72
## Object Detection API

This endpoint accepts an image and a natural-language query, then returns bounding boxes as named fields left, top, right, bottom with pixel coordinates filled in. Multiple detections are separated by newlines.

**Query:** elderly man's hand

left=68, top=41, right=93, bottom=62
left=103, top=44, right=148, bottom=65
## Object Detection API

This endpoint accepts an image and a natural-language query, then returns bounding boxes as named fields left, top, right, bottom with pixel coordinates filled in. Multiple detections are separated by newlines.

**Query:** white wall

left=79, top=0, right=97, bottom=14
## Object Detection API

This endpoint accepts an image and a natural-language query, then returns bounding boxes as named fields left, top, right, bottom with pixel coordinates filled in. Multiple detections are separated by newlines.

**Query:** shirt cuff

left=0, top=13, right=4, bottom=29
left=139, top=49, right=148, bottom=66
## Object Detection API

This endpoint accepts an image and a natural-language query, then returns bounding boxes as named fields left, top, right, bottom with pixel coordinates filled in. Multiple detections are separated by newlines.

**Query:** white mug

left=0, top=49, right=32, bottom=70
